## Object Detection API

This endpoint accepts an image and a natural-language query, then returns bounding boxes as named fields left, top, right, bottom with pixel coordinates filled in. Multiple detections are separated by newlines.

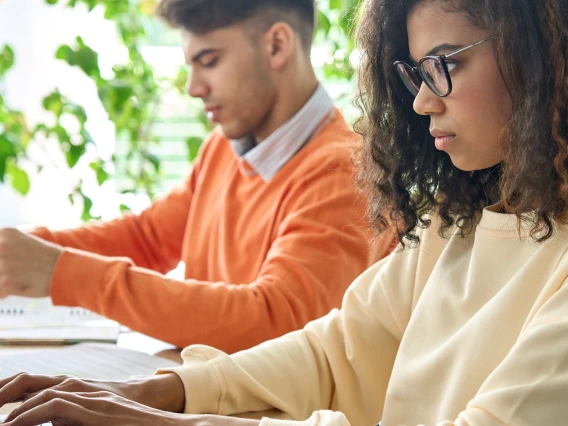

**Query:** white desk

left=0, top=331, right=183, bottom=415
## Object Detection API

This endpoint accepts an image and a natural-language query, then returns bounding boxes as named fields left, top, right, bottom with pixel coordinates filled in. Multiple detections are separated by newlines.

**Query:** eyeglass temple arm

left=443, top=36, right=495, bottom=59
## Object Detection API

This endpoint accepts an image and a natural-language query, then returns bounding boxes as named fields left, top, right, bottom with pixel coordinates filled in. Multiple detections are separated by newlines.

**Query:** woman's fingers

left=4, top=389, right=180, bottom=426
left=4, top=390, right=113, bottom=423
left=0, top=374, right=68, bottom=407
left=4, top=395, right=103, bottom=426
left=4, top=388, right=263, bottom=426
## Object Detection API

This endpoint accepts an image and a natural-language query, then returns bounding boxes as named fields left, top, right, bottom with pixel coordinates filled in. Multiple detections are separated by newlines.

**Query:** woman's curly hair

left=355, top=0, right=568, bottom=247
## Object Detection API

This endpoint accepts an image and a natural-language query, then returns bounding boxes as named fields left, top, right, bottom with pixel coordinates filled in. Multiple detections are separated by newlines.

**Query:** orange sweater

left=32, top=109, right=394, bottom=352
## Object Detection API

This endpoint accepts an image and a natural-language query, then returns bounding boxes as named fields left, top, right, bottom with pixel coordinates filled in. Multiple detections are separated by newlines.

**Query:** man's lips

left=205, top=106, right=221, bottom=122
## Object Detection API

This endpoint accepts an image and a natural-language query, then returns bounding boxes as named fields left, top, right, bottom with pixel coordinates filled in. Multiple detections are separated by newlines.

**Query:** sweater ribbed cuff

left=261, top=418, right=308, bottom=426
left=260, top=411, right=350, bottom=426
left=155, top=361, right=222, bottom=414
left=259, top=417, right=309, bottom=426
left=49, top=248, right=112, bottom=310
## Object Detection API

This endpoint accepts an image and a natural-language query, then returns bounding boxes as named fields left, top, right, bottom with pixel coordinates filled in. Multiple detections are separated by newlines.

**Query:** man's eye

left=202, top=58, right=219, bottom=68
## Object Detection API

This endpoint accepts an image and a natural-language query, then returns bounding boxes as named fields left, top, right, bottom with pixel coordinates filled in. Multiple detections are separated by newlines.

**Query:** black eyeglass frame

left=393, top=36, right=495, bottom=98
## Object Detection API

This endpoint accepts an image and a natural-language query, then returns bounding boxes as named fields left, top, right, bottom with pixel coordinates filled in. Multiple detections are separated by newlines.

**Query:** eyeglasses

left=393, top=36, right=494, bottom=98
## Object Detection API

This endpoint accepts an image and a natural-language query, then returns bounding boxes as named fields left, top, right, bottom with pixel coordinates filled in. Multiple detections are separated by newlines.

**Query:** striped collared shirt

left=230, top=84, right=334, bottom=182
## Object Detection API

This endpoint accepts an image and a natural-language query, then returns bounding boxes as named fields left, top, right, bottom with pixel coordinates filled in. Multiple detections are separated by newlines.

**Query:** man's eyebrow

left=409, top=43, right=465, bottom=64
left=190, top=48, right=220, bottom=63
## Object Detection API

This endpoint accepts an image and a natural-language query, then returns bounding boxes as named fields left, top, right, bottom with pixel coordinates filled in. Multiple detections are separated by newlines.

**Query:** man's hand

left=0, top=228, right=62, bottom=298
left=2, top=388, right=261, bottom=426
left=0, top=373, right=186, bottom=413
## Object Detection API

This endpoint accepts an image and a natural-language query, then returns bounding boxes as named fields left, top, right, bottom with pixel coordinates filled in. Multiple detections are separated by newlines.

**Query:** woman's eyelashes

left=446, top=60, right=459, bottom=73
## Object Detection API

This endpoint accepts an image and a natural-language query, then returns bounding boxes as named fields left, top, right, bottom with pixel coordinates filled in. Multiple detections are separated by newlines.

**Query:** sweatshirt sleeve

left=155, top=240, right=427, bottom=426
left=48, top=157, right=395, bottom=351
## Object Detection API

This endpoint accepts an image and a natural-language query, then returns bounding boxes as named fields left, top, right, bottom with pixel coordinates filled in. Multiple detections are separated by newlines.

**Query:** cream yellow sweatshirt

left=158, top=206, right=568, bottom=426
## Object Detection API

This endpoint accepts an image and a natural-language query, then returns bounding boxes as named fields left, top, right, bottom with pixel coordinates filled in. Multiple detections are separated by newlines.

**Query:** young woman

left=0, top=0, right=567, bottom=425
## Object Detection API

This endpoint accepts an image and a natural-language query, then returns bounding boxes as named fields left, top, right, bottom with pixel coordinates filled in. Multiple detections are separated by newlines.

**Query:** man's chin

left=218, top=124, right=248, bottom=141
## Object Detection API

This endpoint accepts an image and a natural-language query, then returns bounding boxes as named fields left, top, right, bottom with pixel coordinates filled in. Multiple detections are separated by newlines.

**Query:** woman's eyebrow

left=409, top=42, right=465, bottom=63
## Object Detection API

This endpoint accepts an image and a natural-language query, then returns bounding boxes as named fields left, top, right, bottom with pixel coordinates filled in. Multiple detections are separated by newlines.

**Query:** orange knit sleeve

left=49, top=156, right=395, bottom=352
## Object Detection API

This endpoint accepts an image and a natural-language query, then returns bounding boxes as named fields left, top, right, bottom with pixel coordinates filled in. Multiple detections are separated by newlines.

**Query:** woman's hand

left=2, top=389, right=261, bottom=426
left=0, top=372, right=185, bottom=413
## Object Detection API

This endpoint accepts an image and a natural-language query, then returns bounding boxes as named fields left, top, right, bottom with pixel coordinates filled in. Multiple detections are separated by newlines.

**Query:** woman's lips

left=434, top=135, right=456, bottom=151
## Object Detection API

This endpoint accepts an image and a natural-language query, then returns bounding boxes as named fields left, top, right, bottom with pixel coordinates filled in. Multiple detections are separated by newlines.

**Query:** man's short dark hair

left=156, top=0, right=316, bottom=52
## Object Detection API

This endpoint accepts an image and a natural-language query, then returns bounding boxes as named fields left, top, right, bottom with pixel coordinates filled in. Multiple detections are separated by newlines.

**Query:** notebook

left=0, top=297, right=120, bottom=344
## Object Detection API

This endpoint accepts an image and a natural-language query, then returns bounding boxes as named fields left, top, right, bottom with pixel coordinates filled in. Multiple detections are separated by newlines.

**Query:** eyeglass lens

left=420, top=58, right=449, bottom=96
left=395, top=63, right=420, bottom=96
left=395, top=59, right=449, bottom=97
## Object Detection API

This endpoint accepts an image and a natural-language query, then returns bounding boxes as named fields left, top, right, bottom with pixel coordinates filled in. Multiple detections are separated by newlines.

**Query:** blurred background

left=0, top=0, right=363, bottom=229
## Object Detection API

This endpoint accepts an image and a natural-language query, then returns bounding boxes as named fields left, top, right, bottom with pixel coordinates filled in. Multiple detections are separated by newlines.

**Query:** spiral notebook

left=0, top=297, right=120, bottom=344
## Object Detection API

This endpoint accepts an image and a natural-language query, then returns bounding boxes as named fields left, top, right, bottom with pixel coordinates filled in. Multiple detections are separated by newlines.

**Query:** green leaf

left=6, top=162, right=30, bottom=195
left=66, top=103, right=87, bottom=124
left=142, top=151, right=160, bottom=172
left=329, top=0, right=341, bottom=10
left=66, top=142, right=86, bottom=168
left=89, top=161, right=109, bottom=186
left=53, top=124, right=72, bottom=144
left=55, top=45, right=73, bottom=62
left=74, top=37, right=101, bottom=78
left=174, top=65, right=189, bottom=94
left=0, top=135, right=17, bottom=183
left=42, top=91, right=64, bottom=117
left=0, top=134, right=17, bottom=158
left=0, top=45, right=15, bottom=78
left=55, top=38, right=101, bottom=79
left=104, top=1, right=130, bottom=20
left=0, top=158, right=6, bottom=183
left=317, top=11, right=331, bottom=36
left=185, top=137, right=202, bottom=162
left=81, top=194, right=94, bottom=221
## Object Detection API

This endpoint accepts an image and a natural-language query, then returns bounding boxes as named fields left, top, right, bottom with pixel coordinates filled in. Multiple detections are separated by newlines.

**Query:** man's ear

left=262, top=22, right=296, bottom=69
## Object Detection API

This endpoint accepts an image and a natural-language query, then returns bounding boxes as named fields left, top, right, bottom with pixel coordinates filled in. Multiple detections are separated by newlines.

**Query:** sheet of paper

left=0, top=343, right=181, bottom=380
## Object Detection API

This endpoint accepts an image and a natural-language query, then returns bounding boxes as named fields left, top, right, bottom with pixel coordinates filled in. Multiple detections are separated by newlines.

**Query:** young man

left=0, top=0, right=393, bottom=351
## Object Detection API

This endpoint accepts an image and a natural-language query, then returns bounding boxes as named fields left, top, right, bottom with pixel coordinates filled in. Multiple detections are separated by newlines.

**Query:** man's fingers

left=0, top=374, right=68, bottom=406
